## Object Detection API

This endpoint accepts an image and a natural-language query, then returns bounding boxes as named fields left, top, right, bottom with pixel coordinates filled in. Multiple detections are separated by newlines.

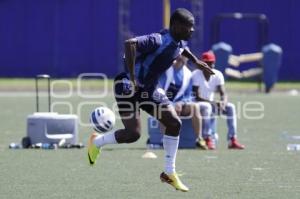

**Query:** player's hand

left=196, top=60, right=215, bottom=77
left=216, top=101, right=226, bottom=114
left=131, top=78, right=139, bottom=93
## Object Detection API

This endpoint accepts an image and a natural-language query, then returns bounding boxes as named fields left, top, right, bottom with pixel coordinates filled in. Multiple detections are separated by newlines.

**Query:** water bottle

left=42, top=143, right=51, bottom=149
left=149, top=143, right=163, bottom=149
left=286, top=144, right=300, bottom=151
left=31, top=143, right=42, bottom=149
left=58, top=138, right=66, bottom=148
left=50, top=143, right=58, bottom=150
left=71, top=143, right=85, bottom=149
left=9, top=143, right=22, bottom=149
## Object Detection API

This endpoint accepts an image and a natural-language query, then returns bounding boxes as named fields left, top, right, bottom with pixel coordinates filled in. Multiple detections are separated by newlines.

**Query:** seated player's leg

left=199, top=102, right=215, bottom=150
left=209, top=113, right=218, bottom=149
left=180, top=103, right=201, bottom=137
left=223, top=102, right=245, bottom=149
left=198, top=102, right=213, bottom=138
left=180, top=102, right=207, bottom=150
left=223, top=102, right=237, bottom=140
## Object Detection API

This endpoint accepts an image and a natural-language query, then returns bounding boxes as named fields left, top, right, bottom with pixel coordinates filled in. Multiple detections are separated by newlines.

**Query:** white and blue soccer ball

left=90, top=106, right=116, bottom=133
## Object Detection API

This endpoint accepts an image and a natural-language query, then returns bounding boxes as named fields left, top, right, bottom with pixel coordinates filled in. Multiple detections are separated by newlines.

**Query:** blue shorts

left=114, top=72, right=171, bottom=115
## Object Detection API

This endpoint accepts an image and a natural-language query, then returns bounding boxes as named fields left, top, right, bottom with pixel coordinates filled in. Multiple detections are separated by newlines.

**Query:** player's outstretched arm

left=124, top=38, right=138, bottom=90
left=182, top=48, right=214, bottom=76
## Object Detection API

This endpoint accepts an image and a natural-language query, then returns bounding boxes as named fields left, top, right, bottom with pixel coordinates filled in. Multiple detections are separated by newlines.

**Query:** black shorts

left=114, top=72, right=171, bottom=115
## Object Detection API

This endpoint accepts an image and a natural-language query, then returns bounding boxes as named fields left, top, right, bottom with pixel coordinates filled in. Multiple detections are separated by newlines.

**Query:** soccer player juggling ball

left=88, top=8, right=214, bottom=192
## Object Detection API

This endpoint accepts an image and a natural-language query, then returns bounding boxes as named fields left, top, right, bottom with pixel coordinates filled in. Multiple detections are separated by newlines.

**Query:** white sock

left=93, top=131, right=117, bottom=148
left=163, top=135, right=179, bottom=174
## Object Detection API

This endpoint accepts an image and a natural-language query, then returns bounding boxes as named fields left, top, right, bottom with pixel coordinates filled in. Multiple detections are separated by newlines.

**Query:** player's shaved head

left=169, top=8, right=195, bottom=41
left=170, top=8, right=195, bottom=26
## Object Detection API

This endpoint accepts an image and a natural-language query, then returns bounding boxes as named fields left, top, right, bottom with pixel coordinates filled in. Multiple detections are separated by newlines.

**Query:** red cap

left=201, top=51, right=216, bottom=62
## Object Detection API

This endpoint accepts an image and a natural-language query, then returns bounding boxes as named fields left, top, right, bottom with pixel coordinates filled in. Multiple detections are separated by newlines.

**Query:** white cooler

left=27, top=112, right=78, bottom=145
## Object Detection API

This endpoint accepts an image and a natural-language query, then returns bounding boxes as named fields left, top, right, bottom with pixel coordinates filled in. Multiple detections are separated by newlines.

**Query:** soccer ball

left=90, top=106, right=116, bottom=133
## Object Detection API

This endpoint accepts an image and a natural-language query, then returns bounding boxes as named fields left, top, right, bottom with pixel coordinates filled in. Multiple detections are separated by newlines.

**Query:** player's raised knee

left=166, top=117, right=182, bottom=136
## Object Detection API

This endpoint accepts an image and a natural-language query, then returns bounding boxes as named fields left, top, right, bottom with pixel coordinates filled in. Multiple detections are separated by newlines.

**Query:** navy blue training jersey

left=127, top=30, right=187, bottom=91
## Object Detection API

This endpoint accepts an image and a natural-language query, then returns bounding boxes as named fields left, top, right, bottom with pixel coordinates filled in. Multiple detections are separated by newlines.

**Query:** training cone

left=142, top=151, right=157, bottom=159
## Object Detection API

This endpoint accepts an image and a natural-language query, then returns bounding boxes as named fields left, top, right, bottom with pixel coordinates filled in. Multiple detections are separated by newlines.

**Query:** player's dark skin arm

left=124, top=38, right=138, bottom=90
left=216, top=84, right=228, bottom=112
left=193, top=84, right=227, bottom=113
left=193, top=85, right=220, bottom=111
left=182, top=48, right=214, bottom=77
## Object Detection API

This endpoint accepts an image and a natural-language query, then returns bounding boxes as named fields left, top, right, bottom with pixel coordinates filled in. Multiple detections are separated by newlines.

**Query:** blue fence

left=0, top=0, right=299, bottom=80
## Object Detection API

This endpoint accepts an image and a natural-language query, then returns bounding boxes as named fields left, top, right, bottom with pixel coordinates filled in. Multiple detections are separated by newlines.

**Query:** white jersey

left=192, top=68, right=224, bottom=101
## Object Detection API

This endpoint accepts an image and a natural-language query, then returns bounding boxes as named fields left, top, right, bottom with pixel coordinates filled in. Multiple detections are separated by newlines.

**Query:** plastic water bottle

left=9, top=143, right=22, bottom=149
left=286, top=144, right=300, bottom=151
left=31, top=143, right=40, bottom=148
left=50, top=144, right=58, bottom=150
left=58, top=139, right=66, bottom=148
left=42, top=143, right=51, bottom=149
left=71, top=143, right=85, bottom=149
left=147, top=143, right=162, bottom=149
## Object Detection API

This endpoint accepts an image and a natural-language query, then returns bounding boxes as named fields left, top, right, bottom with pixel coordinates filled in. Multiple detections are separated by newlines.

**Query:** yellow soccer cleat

left=87, top=132, right=101, bottom=166
left=160, top=172, right=189, bottom=192
left=196, top=138, right=208, bottom=150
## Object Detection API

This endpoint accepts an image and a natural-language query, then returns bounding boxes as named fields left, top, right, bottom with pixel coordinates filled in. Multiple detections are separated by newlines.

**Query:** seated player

left=158, top=54, right=209, bottom=149
left=192, top=51, right=245, bottom=150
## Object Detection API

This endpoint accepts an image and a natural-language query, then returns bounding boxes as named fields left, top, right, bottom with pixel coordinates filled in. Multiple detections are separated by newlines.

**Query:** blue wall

left=0, top=0, right=119, bottom=77
left=0, top=0, right=299, bottom=80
